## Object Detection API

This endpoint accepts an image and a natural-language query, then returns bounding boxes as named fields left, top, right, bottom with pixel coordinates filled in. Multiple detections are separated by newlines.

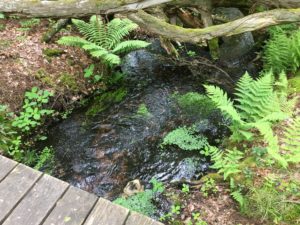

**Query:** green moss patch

left=42, top=48, right=64, bottom=57
left=86, top=87, right=127, bottom=116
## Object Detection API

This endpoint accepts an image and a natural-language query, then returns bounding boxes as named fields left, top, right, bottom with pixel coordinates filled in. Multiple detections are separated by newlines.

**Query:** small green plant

left=136, top=103, right=151, bottom=117
left=207, top=146, right=244, bottom=180
left=0, top=13, right=5, bottom=19
left=34, top=146, right=54, bottom=172
left=187, top=212, right=208, bottom=225
left=84, top=64, right=102, bottom=83
left=160, top=204, right=182, bottom=223
left=7, top=136, right=23, bottom=161
left=200, top=177, right=218, bottom=197
left=161, top=126, right=209, bottom=151
left=181, top=184, right=190, bottom=194
left=58, top=16, right=149, bottom=67
left=0, top=105, right=15, bottom=152
left=114, top=178, right=164, bottom=217
left=12, top=87, right=54, bottom=132
left=18, top=18, right=40, bottom=31
left=187, top=50, right=196, bottom=57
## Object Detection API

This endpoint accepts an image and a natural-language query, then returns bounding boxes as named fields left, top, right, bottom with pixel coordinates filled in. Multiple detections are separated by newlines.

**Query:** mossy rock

left=42, top=48, right=64, bottom=57
left=86, top=87, right=127, bottom=116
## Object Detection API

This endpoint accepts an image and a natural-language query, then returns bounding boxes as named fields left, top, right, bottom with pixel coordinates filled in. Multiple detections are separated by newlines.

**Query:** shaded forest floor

left=0, top=18, right=95, bottom=112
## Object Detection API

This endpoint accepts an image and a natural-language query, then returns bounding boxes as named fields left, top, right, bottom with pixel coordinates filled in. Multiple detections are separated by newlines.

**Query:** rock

left=214, top=7, right=255, bottom=62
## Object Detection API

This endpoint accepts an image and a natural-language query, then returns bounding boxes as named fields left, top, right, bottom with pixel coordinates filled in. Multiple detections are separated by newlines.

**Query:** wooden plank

left=0, top=155, right=18, bottom=181
left=42, top=186, right=98, bottom=225
left=2, top=174, right=69, bottom=225
left=125, top=212, right=164, bottom=225
left=0, top=164, right=42, bottom=223
left=84, top=198, right=129, bottom=225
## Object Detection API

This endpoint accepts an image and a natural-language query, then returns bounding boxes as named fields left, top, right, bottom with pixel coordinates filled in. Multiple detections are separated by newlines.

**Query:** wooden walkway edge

left=0, top=155, right=163, bottom=225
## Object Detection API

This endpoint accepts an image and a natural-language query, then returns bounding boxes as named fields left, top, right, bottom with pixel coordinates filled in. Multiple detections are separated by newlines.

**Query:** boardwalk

left=0, top=155, right=163, bottom=225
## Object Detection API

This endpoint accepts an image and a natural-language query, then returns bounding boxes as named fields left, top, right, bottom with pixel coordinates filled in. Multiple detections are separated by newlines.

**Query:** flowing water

left=44, top=49, right=235, bottom=200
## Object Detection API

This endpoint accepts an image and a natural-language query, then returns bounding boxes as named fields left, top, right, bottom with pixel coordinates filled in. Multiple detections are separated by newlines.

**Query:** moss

left=59, top=72, right=79, bottom=92
left=174, top=92, right=217, bottom=118
left=34, top=69, right=55, bottom=86
left=86, top=87, right=127, bottom=116
left=0, top=40, right=11, bottom=50
left=288, top=75, right=300, bottom=93
left=42, top=48, right=64, bottom=57
left=208, top=38, right=219, bottom=60
left=0, top=23, right=6, bottom=31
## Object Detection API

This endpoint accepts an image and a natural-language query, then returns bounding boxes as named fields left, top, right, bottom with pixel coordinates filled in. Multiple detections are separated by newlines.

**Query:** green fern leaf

left=204, top=85, right=242, bottom=123
left=282, top=117, right=300, bottom=163
left=231, top=190, right=245, bottom=208
left=57, top=36, right=89, bottom=47
left=112, top=40, right=150, bottom=54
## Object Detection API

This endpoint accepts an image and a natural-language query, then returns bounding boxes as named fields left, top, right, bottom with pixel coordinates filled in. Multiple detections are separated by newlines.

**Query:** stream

left=43, top=35, right=256, bottom=200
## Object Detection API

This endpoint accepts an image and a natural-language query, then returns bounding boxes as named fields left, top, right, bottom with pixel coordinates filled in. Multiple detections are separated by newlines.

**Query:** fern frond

left=112, top=40, right=150, bottom=54
left=90, top=50, right=121, bottom=65
left=264, top=28, right=300, bottom=73
left=57, top=36, right=89, bottom=47
left=282, top=117, right=300, bottom=163
left=106, top=18, right=138, bottom=49
left=252, top=121, right=288, bottom=167
left=205, top=85, right=242, bottom=123
left=235, top=71, right=281, bottom=122
left=231, top=190, right=245, bottom=208
left=72, top=17, right=106, bottom=47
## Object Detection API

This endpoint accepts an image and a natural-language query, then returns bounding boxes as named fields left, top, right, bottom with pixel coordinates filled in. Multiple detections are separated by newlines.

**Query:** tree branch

left=128, top=9, right=300, bottom=43
left=2, top=0, right=300, bottom=17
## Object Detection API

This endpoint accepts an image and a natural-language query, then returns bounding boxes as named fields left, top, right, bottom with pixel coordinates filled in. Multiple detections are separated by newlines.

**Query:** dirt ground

left=0, top=18, right=94, bottom=112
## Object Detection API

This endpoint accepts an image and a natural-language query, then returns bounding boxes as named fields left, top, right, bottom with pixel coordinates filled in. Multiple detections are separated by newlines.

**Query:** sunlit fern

left=205, top=71, right=291, bottom=167
left=58, top=16, right=150, bottom=66
left=282, top=117, right=300, bottom=163
left=264, top=27, right=300, bottom=74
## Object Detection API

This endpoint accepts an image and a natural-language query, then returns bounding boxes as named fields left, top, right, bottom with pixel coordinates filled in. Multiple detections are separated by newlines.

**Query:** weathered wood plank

left=84, top=198, right=129, bottom=225
left=125, top=211, right=164, bottom=225
left=0, top=164, right=42, bottom=223
left=42, top=186, right=98, bottom=225
left=0, top=155, right=18, bottom=181
left=2, top=174, right=69, bottom=225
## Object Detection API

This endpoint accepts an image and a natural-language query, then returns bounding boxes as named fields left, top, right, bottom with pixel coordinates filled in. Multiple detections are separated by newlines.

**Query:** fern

left=282, top=117, right=300, bottom=163
left=205, top=71, right=290, bottom=167
left=208, top=146, right=244, bottom=180
left=161, top=126, right=209, bottom=151
left=231, top=190, right=245, bottom=208
left=58, top=16, right=150, bottom=67
left=264, top=27, right=300, bottom=74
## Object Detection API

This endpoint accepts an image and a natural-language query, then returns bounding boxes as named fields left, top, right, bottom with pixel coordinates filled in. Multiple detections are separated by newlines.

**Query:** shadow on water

left=44, top=48, right=233, bottom=200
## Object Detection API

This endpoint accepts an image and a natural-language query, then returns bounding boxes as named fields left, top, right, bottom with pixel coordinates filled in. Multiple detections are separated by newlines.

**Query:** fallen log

left=128, top=8, right=300, bottom=43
